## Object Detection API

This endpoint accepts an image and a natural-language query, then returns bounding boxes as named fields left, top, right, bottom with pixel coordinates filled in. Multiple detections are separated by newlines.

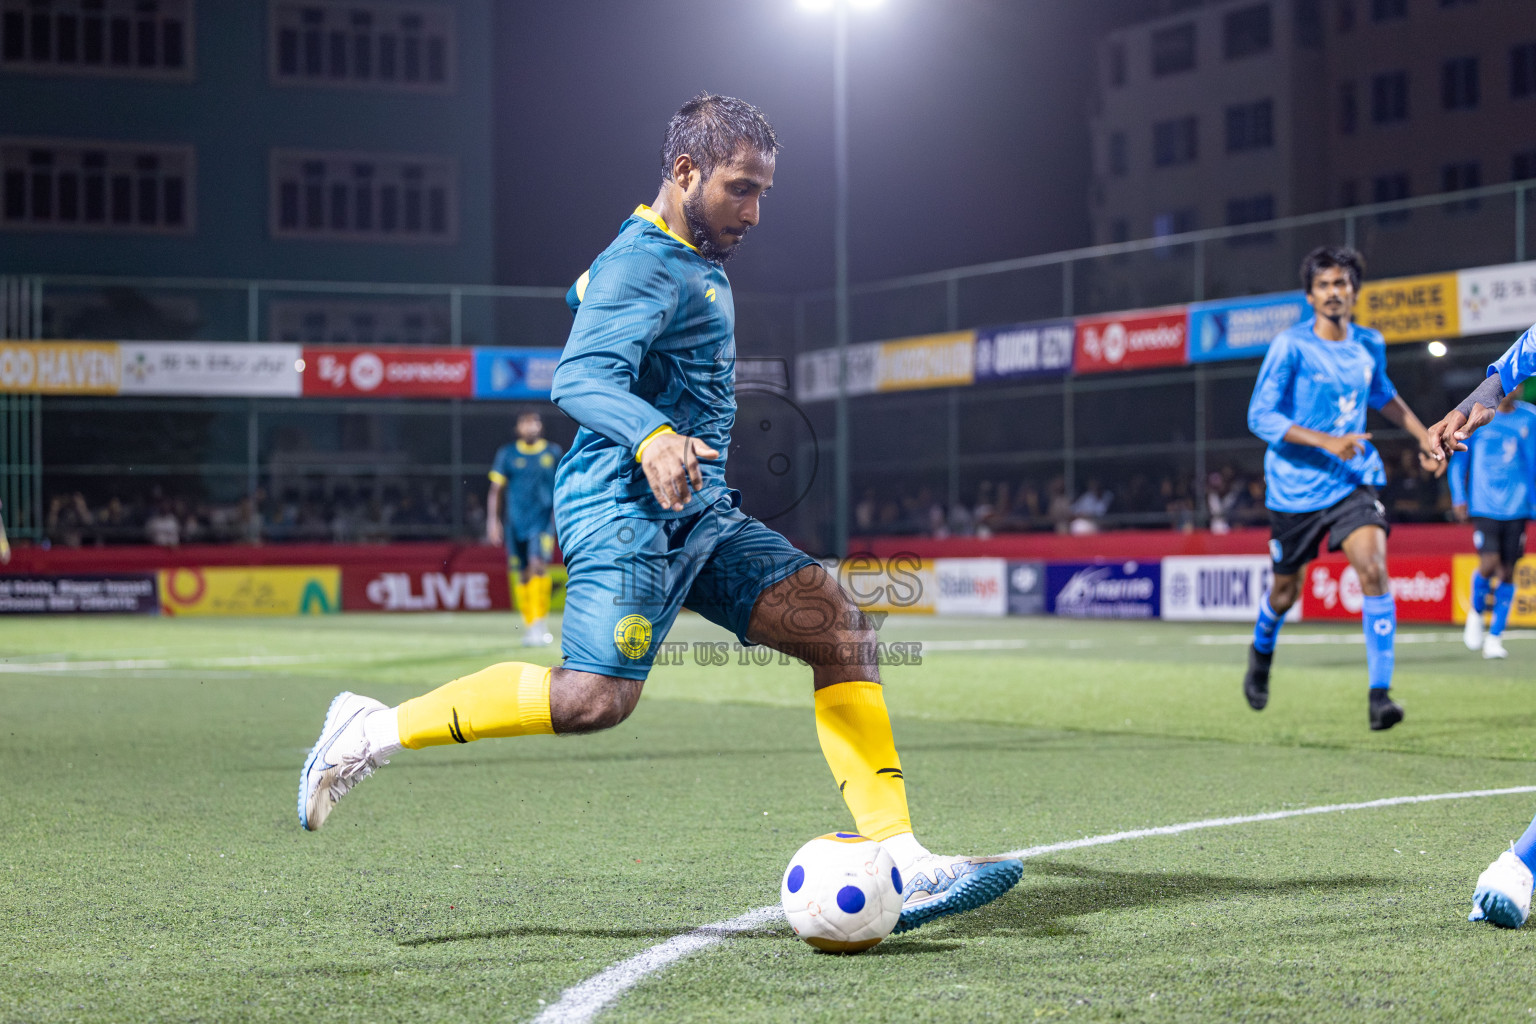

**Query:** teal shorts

left=558, top=492, right=818, bottom=680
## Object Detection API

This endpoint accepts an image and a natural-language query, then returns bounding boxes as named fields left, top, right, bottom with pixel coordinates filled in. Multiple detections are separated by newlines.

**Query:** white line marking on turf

left=910, top=630, right=1536, bottom=654
left=529, top=784, right=1536, bottom=1024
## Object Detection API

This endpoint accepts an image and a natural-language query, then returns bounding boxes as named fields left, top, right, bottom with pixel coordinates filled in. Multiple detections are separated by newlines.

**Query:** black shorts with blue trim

left=1471, top=516, right=1527, bottom=568
left=1267, top=485, right=1390, bottom=577
left=558, top=491, right=820, bottom=681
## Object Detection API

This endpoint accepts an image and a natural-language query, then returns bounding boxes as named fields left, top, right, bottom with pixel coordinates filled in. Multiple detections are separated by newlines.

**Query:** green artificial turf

left=3, top=613, right=1535, bottom=1023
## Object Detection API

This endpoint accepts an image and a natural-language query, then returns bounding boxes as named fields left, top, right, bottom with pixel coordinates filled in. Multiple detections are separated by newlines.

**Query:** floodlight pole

left=832, top=0, right=851, bottom=560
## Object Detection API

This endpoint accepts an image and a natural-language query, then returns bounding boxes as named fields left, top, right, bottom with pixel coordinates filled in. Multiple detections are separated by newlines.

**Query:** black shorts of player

left=1268, top=485, right=1390, bottom=577
left=1471, top=516, right=1528, bottom=568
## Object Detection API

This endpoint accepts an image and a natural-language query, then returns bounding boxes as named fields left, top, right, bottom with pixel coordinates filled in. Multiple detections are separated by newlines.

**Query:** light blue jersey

left=1490, top=324, right=1536, bottom=396
left=1248, top=318, right=1397, bottom=514
left=550, top=205, right=735, bottom=549
left=1448, top=402, right=1536, bottom=520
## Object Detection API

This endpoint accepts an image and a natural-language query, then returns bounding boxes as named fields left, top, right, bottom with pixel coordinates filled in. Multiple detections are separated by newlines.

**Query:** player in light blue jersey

left=1449, top=394, right=1536, bottom=659
left=297, top=94, right=1022, bottom=934
left=1430, top=323, right=1536, bottom=457
left=1243, top=246, right=1443, bottom=730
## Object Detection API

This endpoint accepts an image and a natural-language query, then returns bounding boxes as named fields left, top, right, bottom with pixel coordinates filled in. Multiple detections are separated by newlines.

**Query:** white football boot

left=1464, top=611, right=1485, bottom=651
left=893, top=854, right=1023, bottom=933
left=1470, top=849, right=1533, bottom=928
left=298, top=691, right=390, bottom=831
left=1483, top=634, right=1509, bottom=660
left=521, top=620, right=554, bottom=647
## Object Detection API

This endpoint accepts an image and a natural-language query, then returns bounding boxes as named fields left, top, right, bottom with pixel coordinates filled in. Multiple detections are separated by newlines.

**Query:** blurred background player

left=1243, top=246, right=1443, bottom=731
left=487, top=409, right=561, bottom=647
left=298, top=93, right=1022, bottom=933
left=1449, top=392, right=1536, bottom=660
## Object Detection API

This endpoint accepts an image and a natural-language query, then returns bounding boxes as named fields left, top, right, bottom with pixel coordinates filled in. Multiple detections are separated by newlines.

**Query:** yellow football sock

left=530, top=573, right=552, bottom=621
left=397, top=662, right=553, bottom=748
left=512, top=577, right=535, bottom=626
left=814, top=681, right=911, bottom=842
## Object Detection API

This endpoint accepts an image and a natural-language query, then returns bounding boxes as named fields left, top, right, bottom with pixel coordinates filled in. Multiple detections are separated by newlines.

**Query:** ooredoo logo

left=350, top=352, right=384, bottom=391
left=1075, top=311, right=1188, bottom=373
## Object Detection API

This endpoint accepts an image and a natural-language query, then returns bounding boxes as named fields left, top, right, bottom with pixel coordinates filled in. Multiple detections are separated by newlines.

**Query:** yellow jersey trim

left=633, top=204, right=698, bottom=252
left=487, top=470, right=508, bottom=484
left=515, top=439, right=548, bottom=455
left=634, top=424, right=675, bottom=462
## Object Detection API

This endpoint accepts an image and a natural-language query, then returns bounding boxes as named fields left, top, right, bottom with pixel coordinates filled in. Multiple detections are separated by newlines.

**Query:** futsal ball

left=780, top=832, right=904, bottom=953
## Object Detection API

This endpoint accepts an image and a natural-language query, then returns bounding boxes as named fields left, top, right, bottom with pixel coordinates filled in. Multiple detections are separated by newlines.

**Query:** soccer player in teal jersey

left=1243, top=246, right=1443, bottom=730
left=1449, top=393, right=1536, bottom=659
left=487, top=409, right=562, bottom=646
left=298, top=94, right=1022, bottom=934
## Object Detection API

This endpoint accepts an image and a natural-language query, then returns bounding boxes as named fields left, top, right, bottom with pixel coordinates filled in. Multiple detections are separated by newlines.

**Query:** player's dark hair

left=661, top=93, right=780, bottom=185
left=1299, top=246, right=1366, bottom=292
left=515, top=407, right=541, bottom=422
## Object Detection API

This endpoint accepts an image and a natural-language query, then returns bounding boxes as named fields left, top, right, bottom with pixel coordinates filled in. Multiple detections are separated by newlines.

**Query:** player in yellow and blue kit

left=1243, top=246, right=1443, bottom=730
left=297, top=93, right=1022, bottom=934
left=1449, top=393, right=1536, bottom=660
left=487, top=409, right=562, bottom=646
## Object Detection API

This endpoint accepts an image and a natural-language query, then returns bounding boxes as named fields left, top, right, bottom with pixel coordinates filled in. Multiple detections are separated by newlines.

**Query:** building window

left=1373, top=172, right=1411, bottom=223
left=1513, top=42, right=1536, bottom=99
left=1442, top=160, right=1481, bottom=213
left=1151, top=22, right=1196, bottom=76
left=1442, top=56, right=1479, bottom=109
left=0, top=0, right=193, bottom=79
left=1223, top=5, right=1271, bottom=59
left=1438, top=0, right=1475, bottom=6
left=1338, top=0, right=1356, bottom=31
left=1107, top=41, right=1126, bottom=87
left=1226, top=194, right=1275, bottom=245
left=1108, top=132, right=1127, bottom=176
left=1371, top=0, right=1407, bottom=20
left=1153, top=116, right=1198, bottom=167
left=1226, top=99, right=1274, bottom=152
left=1339, top=82, right=1358, bottom=134
left=1515, top=149, right=1536, bottom=182
left=1, top=138, right=193, bottom=233
left=1371, top=71, right=1409, bottom=123
left=1153, top=208, right=1197, bottom=237
left=1295, top=0, right=1324, bottom=47
left=270, top=150, right=456, bottom=243
left=269, top=1, right=454, bottom=92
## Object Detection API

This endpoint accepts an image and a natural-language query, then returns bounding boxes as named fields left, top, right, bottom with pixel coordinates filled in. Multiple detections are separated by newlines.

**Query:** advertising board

left=1458, top=262, right=1536, bottom=336
left=1004, top=560, right=1047, bottom=616
left=302, top=347, right=474, bottom=398
left=1187, top=292, right=1309, bottom=363
left=473, top=347, right=564, bottom=400
left=0, top=341, right=119, bottom=394
left=1357, top=273, right=1459, bottom=343
left=1300, top=555, right=1453, bottom=622
left=1452, top=554, right=1536, bottom=626
left=933, top=558, right=1007, bottom=616
left=1160, top=555, right=1298, bottom=622
left=159, top=566, right=341, bottom=616
left=1047, top=560, right=1160, bottom=618
left=974, top=320, right=1074, bottom=380
left=119, top=343, right=301, bottom=396
left=0, top=574, right=158, bottom=614
left=1073, top=309, right=1188, bottom=374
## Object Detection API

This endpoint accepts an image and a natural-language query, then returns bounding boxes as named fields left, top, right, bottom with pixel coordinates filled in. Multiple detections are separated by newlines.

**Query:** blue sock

left=1514, top=811, right=1536, bottom=875
left=1253, top=594, right=1286, bottom=654
left=1361, top=593, right=1396, bottom=690
left=1492, top=583, right=1516, bottom=636
left=1472, top=573, right=1491, bottom=614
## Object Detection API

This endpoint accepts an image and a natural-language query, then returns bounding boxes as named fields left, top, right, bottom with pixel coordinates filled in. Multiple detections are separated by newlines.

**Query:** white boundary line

left=530, top=784, right=1536, bottom=1024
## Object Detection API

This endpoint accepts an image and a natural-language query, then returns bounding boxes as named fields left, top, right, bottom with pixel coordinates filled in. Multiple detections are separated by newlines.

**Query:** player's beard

left=683, top=190, right=743, bottom=266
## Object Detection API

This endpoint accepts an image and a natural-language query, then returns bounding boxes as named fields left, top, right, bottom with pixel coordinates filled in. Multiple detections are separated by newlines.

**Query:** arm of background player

left=1374, top=396, right=1443, bottom=475
left=1446, top=448, right=1470, bottom=517
left=550, top=249, right=677, bottom=453
left=1247, top=341, right=1372, bottom=461
left=486, top=474, right=505, bottom=544
left=1430, top=325, right=1535, bottom=458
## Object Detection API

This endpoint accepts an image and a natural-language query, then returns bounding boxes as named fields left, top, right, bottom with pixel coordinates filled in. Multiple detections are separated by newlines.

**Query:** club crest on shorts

left=1269, top=539, right=1283, bottom=564
left=613, top=614, right=653, bottom=659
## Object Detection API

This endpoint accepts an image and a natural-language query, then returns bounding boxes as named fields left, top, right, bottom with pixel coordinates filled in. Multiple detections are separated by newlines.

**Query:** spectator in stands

left=1047, top=476, right=1072, bottom=533
left=1162, top=476, right=1196, bottom=533
left=855, top=488, right=877, bottom=533
left=1069, top=479, right=1114, bottom=535
left=47, top=492, right=93, bottom=548
left=145, top=501, right=180, bottom=547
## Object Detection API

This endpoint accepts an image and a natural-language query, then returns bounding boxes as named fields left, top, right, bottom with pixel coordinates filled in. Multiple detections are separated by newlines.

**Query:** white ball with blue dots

left=780, top=832, right=904, bottom=952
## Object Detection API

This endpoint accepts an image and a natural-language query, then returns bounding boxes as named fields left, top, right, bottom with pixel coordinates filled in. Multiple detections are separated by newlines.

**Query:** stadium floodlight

left=799, top=0, right=884, bottom=558
left=1428, top=341, right=1448, bottom=358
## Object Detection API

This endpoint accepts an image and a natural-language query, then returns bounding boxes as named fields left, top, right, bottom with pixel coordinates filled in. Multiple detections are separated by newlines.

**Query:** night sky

left=494, top=1, right=1141, bottom=295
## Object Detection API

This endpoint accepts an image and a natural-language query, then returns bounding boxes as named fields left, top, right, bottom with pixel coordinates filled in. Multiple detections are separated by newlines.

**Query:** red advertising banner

left=302, top=347, right=474, bottom=398
left=1300, top=555, right=1454, bottom=623
left=342, top=564, right=512, bottom=612
left=1073, top=308, right=1189, bottom=374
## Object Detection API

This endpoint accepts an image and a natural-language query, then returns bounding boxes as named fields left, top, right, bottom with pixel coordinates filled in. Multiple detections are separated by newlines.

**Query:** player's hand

left=1452, top=503, right=1469, bottom=523
left=486, top=519, right=503, bottom=546
left=1418, top=445, right=1446, bottom=478
left=1322, top=432, right=1371, bottom=462
left=640, top=431, right=720, bottom=511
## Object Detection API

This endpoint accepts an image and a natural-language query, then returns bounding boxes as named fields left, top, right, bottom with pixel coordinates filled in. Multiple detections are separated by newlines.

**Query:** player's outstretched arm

left=1431, top=325, right=1536, bottom=460
left=1375, top=395, right=1446, bottom=478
